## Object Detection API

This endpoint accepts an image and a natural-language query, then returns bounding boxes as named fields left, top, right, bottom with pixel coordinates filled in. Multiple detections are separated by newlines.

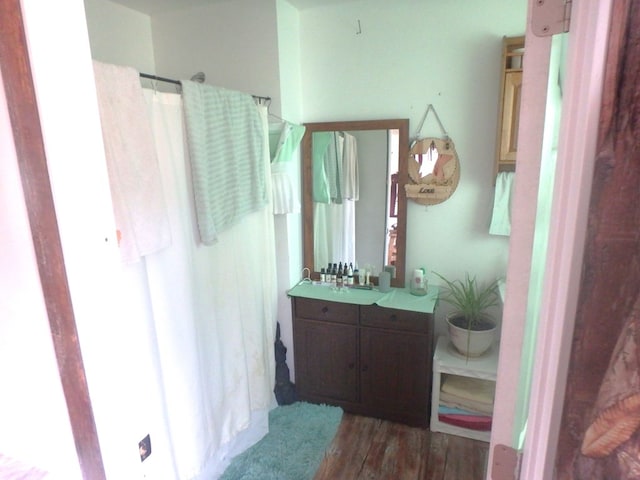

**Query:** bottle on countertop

left=331, top=263, right=338, bottom=284
left=410, top=268, right=428, bottom=296
left=336, top=266, right=343, bottom=288
left=353, top=265, right=359, bottom=285
left=347, top=263, right=354, bottom=286
left=320, top=267, right=326, bottom=283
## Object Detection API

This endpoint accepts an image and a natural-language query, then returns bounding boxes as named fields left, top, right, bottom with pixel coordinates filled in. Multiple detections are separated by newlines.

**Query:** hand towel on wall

left=181, top=81, right=266, bottom=245
left=92, top=61, right=171, bottom=263
left=489, top=171, right=515, bottom=236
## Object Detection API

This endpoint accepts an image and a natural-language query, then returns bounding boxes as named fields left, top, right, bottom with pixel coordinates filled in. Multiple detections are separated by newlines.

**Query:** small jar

left=410, top=268, right=428, bottom=296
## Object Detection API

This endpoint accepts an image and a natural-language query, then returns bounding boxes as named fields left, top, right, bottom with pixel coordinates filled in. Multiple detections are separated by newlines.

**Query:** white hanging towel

left=489, top=171, right=515, bottom=236
left=342, top=132, right=359, bottom=201
left=269, top=121, right=305, bottom=214
left=92, top=61, right=171, bottom=263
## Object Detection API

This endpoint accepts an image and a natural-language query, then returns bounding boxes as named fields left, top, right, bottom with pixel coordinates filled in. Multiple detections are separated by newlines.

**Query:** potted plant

left=434, top=272, right=500, bottom=358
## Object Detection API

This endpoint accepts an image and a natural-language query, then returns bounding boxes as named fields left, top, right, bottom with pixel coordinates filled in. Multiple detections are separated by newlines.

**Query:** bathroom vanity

left=288, top=283, right=437, bottom=427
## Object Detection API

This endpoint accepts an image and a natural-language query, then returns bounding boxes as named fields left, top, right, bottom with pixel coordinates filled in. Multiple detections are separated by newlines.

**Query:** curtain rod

left=139, top=72, right=271, bottom=103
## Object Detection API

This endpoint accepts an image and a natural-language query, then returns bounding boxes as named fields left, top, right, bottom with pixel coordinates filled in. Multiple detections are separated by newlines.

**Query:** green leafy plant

left=434, top=272, right=500, bottom=330
left=434, top=272, right=501, bottom=358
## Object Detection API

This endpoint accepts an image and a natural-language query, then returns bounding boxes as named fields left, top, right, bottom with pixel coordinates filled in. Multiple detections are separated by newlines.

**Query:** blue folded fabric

left=438, top=405, right=484, bottom=416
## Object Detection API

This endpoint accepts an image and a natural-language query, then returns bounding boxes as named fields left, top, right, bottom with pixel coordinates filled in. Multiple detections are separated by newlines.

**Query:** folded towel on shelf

left=441, top=375, right=496, bottom=405
left=439, top=405, right=486, bottom=416
left=181, top=80, right=266, bottom=245
left=439, top=392, right=494, bottom=416
left=489, top=171, right=515, bottom=236
left=439, top=375, right=495, bottom=416
left=440, top=393, right=493, bottom=415
left=93, top=61, right=171, bottom=263
left=438, top=413, right=493, bottom=431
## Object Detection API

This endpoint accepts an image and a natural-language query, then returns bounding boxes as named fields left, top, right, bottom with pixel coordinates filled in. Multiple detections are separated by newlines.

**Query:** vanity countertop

left=287, top=282, right=439, bottom=314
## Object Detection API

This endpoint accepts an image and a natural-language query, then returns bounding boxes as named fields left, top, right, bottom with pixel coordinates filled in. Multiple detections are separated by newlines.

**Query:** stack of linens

left=438, top=374, right=495, bottom=431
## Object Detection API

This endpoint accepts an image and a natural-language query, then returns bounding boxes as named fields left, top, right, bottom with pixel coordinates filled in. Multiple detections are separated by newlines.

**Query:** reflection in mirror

left=302, top=119, right=409, bottom=287
left=415, top=140, right=438, bottom=178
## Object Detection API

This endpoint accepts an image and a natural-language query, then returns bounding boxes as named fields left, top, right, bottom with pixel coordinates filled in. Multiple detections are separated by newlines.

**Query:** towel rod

left=140, top=72, right=180, bottom=85
left=138, top=72, right=271, bottom=103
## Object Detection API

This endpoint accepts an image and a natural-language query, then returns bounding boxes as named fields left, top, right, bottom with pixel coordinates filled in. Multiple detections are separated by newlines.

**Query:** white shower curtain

left=141, top=90, right=277, bottom=479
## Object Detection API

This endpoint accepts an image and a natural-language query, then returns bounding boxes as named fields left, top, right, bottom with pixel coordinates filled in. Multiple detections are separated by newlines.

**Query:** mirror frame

left=302, top=119, right=409, bottom=288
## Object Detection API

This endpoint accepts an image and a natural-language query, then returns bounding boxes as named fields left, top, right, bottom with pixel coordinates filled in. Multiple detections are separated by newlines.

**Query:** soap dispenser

left=410, top=268, right=428, bottom=296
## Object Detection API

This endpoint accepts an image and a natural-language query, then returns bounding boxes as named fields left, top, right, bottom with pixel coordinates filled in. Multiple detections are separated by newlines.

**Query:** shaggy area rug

left=220, top=402, right=343, bottom=480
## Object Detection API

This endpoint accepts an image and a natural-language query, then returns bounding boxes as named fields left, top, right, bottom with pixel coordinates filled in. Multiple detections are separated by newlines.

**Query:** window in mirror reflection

left=385, top=130, right=399, bottom=267
left=415, top=140, right=438, bottom=177
left=312, top=129, right=400, bottom=274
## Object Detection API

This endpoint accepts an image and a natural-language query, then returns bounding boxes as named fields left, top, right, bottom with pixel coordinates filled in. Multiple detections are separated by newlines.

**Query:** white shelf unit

left=430, top=336, right=499, bottom=442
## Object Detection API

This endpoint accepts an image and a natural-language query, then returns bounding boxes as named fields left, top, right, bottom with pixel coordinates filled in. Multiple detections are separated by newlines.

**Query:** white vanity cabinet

left=430, top=336, right=499, bottom=442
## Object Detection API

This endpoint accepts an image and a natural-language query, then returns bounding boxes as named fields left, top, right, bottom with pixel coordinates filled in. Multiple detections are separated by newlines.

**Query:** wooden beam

left=0, top=1, right=106, bottom=478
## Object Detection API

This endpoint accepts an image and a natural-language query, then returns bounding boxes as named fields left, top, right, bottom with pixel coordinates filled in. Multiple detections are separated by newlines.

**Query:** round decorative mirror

left=405, top=137, right=460, bottom=205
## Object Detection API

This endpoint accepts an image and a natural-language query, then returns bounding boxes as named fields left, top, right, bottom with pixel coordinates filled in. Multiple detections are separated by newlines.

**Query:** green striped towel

left=181, top=80, right=266, bottom=244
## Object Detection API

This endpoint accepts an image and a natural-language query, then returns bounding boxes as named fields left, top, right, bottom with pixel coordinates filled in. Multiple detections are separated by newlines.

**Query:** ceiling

left=110, top=0, right=354, bottom=15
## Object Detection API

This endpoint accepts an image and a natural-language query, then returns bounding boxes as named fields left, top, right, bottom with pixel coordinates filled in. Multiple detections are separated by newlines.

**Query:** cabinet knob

left=389, top=314, right=397, bottom=322
left=321, top=306, right=329, bottom=314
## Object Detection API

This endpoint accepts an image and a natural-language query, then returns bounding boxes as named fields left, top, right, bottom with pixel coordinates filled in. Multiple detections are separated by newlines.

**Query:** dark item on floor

left=274, top=322, right=297, bottom=405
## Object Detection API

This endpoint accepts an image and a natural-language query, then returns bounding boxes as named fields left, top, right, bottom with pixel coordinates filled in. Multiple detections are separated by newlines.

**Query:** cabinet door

left=360, top=328, right=429, bottom=422
left=294, top=318, right=358, bottom=403
left=499, top=70, right=523, bottom=164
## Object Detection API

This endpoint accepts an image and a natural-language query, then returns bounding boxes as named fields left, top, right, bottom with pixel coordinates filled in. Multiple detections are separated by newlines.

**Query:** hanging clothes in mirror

left=311, top=131, right=359, bottom=268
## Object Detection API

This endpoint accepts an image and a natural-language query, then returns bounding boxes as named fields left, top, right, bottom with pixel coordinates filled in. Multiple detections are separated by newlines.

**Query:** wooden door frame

left=552, top=1, right=640, bottom=477
left=517, top=0, right=614, bottom=478
left=488, top=0, right=614, bottom=478
left=0, top=1, right=105, bottom=478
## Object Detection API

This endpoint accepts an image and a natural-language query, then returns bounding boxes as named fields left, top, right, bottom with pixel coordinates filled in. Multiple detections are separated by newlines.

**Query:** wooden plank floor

left=314, top=413, right=489, bottom=480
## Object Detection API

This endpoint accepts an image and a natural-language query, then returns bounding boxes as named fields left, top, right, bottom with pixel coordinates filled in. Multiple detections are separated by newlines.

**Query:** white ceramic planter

left=446, top=313, right=497, bottom=358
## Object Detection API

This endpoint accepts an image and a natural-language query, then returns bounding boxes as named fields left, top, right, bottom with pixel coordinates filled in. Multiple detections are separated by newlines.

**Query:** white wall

left=84, top=0, right=156, bottom=73
left=151, top=0, right=282, bottom=113
left=0, top=70, right=81, bottom=479
left=299, top=0, right=527, bottom=335
left=27, top=2, right=179, bottom=478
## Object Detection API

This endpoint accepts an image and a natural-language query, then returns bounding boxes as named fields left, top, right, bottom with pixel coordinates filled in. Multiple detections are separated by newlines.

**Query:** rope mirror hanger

left=405, top=105, right=460, bottom=206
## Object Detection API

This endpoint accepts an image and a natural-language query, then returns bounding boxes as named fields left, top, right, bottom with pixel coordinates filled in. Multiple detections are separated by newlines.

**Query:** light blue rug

left=220, top=402, right=343, bottom=480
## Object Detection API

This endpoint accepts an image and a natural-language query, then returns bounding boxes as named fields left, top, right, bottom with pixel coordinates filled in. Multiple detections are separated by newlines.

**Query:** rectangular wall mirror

left=302, top=119, right=409, bottom=287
